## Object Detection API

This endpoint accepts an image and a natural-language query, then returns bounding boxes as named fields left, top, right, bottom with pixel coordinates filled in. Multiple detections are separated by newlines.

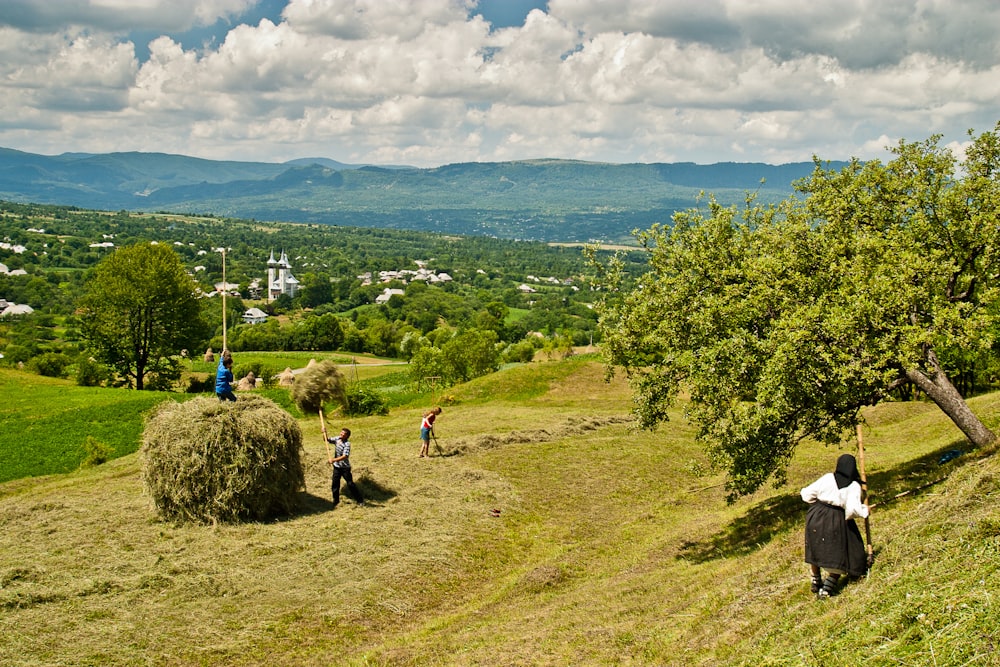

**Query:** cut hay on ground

left=141, top=395, right=305, bottom=524
left=289, top=359, right=347, bottom=414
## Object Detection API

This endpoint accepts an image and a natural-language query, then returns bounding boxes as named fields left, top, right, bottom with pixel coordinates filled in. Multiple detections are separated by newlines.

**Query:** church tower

left=267, top=249, right=299, bottom=301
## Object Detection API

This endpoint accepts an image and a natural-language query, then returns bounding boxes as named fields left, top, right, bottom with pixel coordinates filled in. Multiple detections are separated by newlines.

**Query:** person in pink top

left=801, top=454, right=870, bottom=598
left=418, top=407, right=442, bottom=458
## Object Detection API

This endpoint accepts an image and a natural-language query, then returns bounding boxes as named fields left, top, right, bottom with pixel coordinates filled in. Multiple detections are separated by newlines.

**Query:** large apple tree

left=594, top=123, right=1000, bottom=500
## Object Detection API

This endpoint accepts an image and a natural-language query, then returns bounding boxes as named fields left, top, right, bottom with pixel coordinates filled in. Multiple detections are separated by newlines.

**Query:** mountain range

left=0, top=147, right=846, bottom=243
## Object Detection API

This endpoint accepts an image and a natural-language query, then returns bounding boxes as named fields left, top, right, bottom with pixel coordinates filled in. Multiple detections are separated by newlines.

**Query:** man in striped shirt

left=327, top=427, right=365, bottom=507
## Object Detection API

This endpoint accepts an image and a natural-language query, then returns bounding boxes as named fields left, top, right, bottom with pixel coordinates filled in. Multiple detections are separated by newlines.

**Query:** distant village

left=225, top=252, right=579, bottom=326
left=1, top=233, right=579, bottom=323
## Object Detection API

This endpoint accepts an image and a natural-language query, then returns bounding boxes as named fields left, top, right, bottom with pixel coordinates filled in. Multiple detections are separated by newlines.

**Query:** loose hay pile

left=141, top=395, right=305, bottom=524
left=289, top=359, right=347, bottom=414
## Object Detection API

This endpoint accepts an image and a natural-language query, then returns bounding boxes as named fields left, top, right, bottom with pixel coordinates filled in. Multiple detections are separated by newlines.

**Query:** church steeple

left=267, top=249, right=299, bottom=301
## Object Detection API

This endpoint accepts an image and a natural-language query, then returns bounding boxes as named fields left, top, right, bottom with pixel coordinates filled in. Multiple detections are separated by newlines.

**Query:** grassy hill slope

left=1, top=357, right=998, bottom=665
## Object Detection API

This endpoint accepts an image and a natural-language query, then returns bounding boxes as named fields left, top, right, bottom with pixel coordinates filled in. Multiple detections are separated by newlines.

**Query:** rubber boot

left=818, top=575, right=839, bottom=598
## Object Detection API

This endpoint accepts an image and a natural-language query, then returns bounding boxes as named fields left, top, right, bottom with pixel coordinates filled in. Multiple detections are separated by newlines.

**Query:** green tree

left=440, top=329, right=500, bottom=383
left=297, top=271, right=333, bottom=308
left=594, top=124, right=1000, bottom=500
left=79, top=243, right=208, bottom=390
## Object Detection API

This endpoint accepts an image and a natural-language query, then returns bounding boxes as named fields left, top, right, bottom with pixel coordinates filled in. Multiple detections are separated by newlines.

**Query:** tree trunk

left=905, top=350, right=996, bottom=448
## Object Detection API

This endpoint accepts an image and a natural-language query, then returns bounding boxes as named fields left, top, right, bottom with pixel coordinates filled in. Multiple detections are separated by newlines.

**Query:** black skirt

left=804, top=501, right=867, bottom=577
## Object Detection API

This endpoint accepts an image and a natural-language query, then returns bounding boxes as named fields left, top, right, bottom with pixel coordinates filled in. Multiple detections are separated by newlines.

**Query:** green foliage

left=408, top=328, right=502, bottom=388
left=183, top=373, right=214, bottom=394
left=0, top=200, right=632, bottom=372
left=342, top=384, right=390, bottom=416
left=79, top=243, right=209, bottom=390
left=1, top=344, right=32, bottom=365
left=79, top=436, right=114, bottom=468
left=75, top=356, right=109, bottom=387
left=440, top=329, right=501, bottom=383
left=502, top=338, right=542, bottom=363
left=26, top=352, right=70, bottom=378
left=596, top=123, right=1000, bottom=500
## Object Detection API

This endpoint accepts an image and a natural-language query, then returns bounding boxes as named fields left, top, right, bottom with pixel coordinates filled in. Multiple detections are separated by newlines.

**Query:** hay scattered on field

left=289, top=359, right=347, bottom=414
left=442, top=415, right=634, bottom=456
left=141, top=395, right=305, bottom=524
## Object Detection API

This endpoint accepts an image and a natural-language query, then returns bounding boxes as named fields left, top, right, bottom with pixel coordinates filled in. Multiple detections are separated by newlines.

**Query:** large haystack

left=289, top=359, right=347, bottom=414
left=141, top=395, right=305, bottom=524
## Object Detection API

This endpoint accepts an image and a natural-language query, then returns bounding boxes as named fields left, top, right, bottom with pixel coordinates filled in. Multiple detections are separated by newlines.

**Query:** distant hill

left=0, top=147, right=846, bottom=243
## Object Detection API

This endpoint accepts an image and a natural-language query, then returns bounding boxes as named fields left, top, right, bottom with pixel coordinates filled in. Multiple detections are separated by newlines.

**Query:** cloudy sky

left=1, top=0, right=998, bottom=167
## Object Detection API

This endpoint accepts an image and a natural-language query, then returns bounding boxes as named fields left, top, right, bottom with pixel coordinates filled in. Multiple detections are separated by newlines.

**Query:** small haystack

left=204, top=348, right=215, bottom=364
left=278, top=367, right=295, bottom=387
left=289, top=359, right=347, bottom=414
left=141, top=395, right=305, bottom=524
left=237, top=371, right=256, bottom=390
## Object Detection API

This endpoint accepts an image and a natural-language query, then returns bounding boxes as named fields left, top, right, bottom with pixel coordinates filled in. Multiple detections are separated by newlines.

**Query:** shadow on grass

left=293, top=476, right=398, bottom=516
left=677, top=438, right=978, bottom=563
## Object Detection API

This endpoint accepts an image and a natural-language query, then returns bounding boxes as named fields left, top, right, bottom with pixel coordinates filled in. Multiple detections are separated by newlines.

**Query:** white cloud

left=0, top=0, right=997, bottom=166
left=0, top=0, right=256, bottom=32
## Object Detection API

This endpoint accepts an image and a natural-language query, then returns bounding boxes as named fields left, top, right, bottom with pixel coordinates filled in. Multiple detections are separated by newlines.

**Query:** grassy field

left=0, top=369, right=178, bottom=483
left=1, top=357, right=998, bottom=665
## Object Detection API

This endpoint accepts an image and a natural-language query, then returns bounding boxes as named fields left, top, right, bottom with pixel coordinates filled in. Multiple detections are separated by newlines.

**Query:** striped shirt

left=332, top=437, right=351, bottom=468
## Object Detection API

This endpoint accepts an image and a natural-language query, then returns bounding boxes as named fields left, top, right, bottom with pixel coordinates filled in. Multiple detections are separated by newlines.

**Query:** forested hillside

left=0, top=148, right=845, bottom=243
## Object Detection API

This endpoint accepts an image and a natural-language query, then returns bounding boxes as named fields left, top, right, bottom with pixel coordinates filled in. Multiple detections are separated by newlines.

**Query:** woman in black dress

left=801, top=454, right=870, bottom=597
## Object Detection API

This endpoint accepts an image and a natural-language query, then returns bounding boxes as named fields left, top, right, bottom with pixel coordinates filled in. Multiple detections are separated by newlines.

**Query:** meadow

left=1, top=355, right=998, bottom=665
left=0, top=354, right=405, bottom=484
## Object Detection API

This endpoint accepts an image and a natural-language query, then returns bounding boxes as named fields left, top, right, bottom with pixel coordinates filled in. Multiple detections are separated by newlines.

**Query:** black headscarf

left=834, top=454, right=861, bottom=489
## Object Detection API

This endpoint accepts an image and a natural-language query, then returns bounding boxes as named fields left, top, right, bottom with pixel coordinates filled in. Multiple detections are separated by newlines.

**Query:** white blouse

left=801, top=473, right=869, bottom=521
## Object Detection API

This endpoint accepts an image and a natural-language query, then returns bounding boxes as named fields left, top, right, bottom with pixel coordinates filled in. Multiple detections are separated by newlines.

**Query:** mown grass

left=0, top=359, right=998, bottom=666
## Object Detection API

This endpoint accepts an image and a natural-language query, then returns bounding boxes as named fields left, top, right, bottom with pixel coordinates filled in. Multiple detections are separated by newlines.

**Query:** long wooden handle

left=319, top=408, right=332, bottom=460
left=856, top=423, right=873, bottom=559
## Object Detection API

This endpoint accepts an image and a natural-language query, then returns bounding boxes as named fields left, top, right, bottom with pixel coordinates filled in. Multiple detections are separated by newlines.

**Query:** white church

left=267, top=250, right=299, bottom=301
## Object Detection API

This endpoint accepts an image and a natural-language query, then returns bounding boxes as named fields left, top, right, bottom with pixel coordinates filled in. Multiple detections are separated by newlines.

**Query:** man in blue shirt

left=325, top=427, right=365, bottom=507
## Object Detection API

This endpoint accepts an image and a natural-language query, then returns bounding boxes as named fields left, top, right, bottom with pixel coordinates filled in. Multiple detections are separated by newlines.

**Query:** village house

left=242, top=307, right=269, bottom=324
left=375, top=288, right=405, bottom=304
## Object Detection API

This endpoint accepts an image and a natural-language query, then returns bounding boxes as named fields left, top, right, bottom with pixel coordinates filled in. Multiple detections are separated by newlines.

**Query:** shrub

left=502, top=340, right=540, bottom=363
left=80, top=436, right=114, bottom=468
left=143, top=359, right=182, bottom=391
left=2, top=344, right=32, bottom=366
left=184, top=373, right=214, bottom=394
left=141, top=395, right=305, bottom=524
left=76, top=356, right=109, bottom=387
left=343, top=384, right=390, bottom=416
left=28, top=352, right=71, bottom=378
